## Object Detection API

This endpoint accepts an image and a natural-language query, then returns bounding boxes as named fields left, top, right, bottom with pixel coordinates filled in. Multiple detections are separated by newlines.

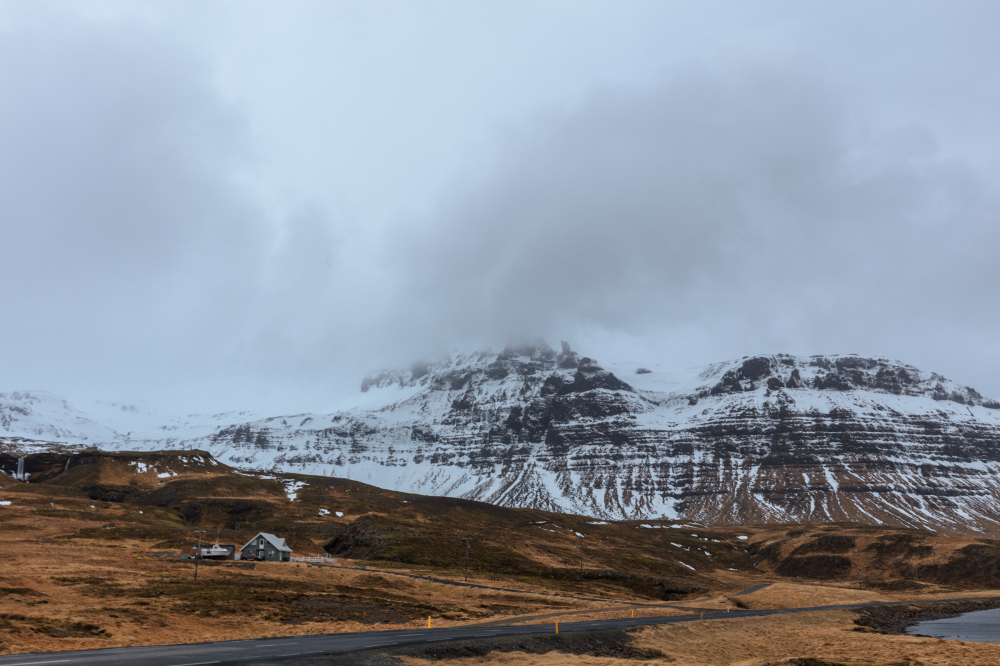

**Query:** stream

left=907, top=606, right=1000, bottom=642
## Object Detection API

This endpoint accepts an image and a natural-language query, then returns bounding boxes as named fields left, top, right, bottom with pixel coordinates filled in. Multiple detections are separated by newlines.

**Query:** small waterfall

left=14, top=458, right=29, bottom=482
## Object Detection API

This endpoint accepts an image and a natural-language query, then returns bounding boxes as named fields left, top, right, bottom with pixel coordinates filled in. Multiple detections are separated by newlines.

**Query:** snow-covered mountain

left=4, top=343, right=1000, bottom=535
left=0, top=391, right=124, bottom=445
left=0, top=390, right=260, bottom=452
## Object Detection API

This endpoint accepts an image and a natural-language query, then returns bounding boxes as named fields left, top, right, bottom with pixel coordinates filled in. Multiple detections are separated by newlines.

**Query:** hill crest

left=4, top=343, right=1000, bottom=535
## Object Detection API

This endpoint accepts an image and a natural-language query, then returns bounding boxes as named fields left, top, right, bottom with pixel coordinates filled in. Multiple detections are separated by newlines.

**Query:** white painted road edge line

left=2, top=661, right=71, bottom=666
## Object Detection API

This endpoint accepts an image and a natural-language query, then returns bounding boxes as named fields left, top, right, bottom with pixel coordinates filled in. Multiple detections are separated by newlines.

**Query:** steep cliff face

left=109, top=343, right=1000, bottom=535
left=5, top=344, right=1000, bottom=535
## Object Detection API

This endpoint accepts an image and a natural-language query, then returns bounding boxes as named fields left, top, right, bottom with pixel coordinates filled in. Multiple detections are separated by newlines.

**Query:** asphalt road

left=1, top=596, right=997, bottom=666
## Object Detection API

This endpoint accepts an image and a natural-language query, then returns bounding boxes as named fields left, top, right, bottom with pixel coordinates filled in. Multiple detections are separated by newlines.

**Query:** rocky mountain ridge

left=3, top=343, right=1000, bottom=535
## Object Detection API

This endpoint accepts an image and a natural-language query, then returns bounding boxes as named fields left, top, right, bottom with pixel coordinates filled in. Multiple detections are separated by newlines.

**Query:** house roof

left=239, top=532, right=292, bottom=553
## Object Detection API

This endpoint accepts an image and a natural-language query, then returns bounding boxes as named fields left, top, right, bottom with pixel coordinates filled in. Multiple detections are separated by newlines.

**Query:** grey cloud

left=2, top=3, right=999, bottom=413
left=0, top=11, right=269, bottom=405
left=386, top=63, right=1000, bottom=394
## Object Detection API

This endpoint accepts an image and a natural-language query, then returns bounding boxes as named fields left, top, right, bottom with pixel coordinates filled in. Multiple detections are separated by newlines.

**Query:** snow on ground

left=284, top=481, right=305, bottom=502
left=4, top=351, right=1000, bottom=532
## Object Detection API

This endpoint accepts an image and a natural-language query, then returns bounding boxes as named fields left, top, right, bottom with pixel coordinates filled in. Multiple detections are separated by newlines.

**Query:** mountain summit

left=4, top=342, right=1000, bottom=535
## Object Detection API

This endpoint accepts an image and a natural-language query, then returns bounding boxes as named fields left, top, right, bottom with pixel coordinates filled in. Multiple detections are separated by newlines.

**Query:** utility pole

left=459, top=538, right=471, bottom=581
left=193, top=530, right=207, bottom=580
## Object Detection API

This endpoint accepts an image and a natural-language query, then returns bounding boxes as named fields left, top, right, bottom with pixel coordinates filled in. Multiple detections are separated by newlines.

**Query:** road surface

left=0, top=596, right=995, bottom=666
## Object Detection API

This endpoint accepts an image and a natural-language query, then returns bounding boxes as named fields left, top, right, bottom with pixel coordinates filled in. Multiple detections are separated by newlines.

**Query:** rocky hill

left=4, top=343, right=1000, bottom=535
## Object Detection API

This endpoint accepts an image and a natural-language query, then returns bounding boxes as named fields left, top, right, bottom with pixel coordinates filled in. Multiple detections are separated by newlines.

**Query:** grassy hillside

left=2, top=448, right=1000, bottom=657
left=3, top=449, right=760, bottom=598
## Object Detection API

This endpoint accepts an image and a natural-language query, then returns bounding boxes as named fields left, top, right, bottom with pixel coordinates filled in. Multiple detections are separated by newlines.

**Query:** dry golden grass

left=0, top=500, right=623, bottom=655
left=401, top=611, right=1000, bottom=666
left=469, top=605, right=694, bottom=627
left=731, top=581, right=890, bottom=610
left=630, top=610, right=1000, bottom=665
left=735, top=523, right=994, bottom=574
left=3, top=495, right=999, bottom=658
left=5, top=457, right=1000, bottom=660
left=403, top=653, right=675, bottom=666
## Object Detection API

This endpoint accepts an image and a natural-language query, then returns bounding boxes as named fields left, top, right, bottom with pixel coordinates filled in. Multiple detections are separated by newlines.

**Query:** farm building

left=239, top=532, right=292, bottom=562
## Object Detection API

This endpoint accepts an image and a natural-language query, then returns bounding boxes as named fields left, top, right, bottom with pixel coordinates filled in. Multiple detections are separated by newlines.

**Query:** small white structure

left=239, top=532, right=292, bottom=562
left=196, top=542, right=235, bottom=559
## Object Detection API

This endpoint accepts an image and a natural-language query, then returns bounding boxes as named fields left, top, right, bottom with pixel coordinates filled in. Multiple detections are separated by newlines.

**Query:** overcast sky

left=1, top=1, right=998, bottom=415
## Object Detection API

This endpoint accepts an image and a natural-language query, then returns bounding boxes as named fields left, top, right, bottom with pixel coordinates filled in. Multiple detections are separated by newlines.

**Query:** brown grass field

left=396, top=610, right=1000, bottom=666
left=3, top=447, right=1000, bottom=664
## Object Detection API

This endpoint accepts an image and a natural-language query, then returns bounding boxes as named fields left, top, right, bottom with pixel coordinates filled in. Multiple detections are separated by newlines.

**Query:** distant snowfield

left=3, top=347, right=1000, bottom=534
left=329, top=382, right=426, bottom=413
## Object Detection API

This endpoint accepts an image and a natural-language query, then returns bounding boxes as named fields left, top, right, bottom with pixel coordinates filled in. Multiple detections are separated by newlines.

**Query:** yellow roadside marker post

left=700, top=612, right=703, bottom=619
left=631, top=610, right=634, bottom=618
left=428, top=616, right=431, bottom=628
left=555, top=622, right=559, bottom=634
